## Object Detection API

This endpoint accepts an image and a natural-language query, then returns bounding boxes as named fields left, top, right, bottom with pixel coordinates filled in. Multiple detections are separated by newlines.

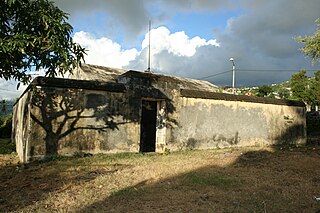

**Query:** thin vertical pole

left=230, top=58, right=236, bottom=94
left=232, top=64, right=235, bottom=89
left=147, top=20, right=151, bottom=72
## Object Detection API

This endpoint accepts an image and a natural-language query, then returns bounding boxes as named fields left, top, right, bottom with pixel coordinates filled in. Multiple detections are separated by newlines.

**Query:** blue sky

left=170, top=8, right=244, bottom=38
left=1, top=0, right=320, bottom=99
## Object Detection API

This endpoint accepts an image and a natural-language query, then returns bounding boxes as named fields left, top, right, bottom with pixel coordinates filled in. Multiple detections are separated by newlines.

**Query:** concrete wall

left=13, top=74, right=184, bottom=162
left=28, top=86, right=140, bottom=158
left=13, top=75, right=306, bottom=163
left=12, top=91, right=32, bottom=162
left=165, top=93, right=306, bottom=151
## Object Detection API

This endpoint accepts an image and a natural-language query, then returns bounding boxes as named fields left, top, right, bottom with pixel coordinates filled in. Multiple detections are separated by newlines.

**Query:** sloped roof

left=68, top=64, right=218, bottom=92
left=121, top=70, right=219, bottom=92
left=68, top=64, right=126, bottom=82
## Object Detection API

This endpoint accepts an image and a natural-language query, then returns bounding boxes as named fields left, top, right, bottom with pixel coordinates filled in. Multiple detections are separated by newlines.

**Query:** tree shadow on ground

left=75, top=104, right=316, bottom=212
left=0, top=155, right=130, bottom=212
left=78, top=147, right=320, bottom=212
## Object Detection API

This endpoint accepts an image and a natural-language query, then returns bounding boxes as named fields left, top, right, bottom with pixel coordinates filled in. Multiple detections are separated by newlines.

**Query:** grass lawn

left=0, top=146, right=320, bottom=212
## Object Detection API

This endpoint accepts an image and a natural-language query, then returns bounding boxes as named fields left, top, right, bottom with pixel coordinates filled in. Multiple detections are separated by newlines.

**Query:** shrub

left=0, top=115, right=12, bottom=138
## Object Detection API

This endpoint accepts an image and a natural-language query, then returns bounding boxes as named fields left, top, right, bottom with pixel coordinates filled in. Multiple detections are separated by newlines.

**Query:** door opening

left=140, top=100, right=157, bottom=152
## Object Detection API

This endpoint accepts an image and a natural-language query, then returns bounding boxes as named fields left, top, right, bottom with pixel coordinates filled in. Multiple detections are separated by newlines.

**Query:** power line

left=237, top=69, right=319, bottom=72
left=198, top=68, right=320, bottom=80
left=198, top=70, right=232, bottom=80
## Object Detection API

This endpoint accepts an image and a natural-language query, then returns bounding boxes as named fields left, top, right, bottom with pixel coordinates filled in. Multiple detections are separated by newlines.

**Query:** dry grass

left=0, top=146, right=320, bottom=212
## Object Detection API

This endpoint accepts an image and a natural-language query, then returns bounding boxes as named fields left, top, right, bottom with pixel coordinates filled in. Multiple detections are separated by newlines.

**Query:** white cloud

left=73, top=31, right=139, bottom=68
left=56, top=0, right=320, bottom=86
left=142, top=26, right=219, bottom=57
left=0, top=70, right=46, bottom=100
left=0, top=79, right=24, bottom=100
left=1, top=27, right=219, bottom=99
left=72, top=27, right=219, bottom=72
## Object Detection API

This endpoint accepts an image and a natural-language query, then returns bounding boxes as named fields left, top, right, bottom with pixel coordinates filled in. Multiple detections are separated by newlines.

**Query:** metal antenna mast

left=147, top=20, right=151, bottom=72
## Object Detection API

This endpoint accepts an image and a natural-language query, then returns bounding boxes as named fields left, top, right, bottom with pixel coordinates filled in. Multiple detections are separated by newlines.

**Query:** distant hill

left=223, top=81, right=292, bottom=100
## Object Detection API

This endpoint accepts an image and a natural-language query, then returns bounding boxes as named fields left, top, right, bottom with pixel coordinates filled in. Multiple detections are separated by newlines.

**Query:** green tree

left=309, top=70, right=320, bottom=106
left=289, top=70, right=320, bottom=106
left=0, top=0, right=85, bottom=85
left=0, top=115, right=12, bottom=138
left=290, top=70, right=309, bottom=102
left=257, top=85, right=273, bottom=97
left=1, top=100, right=6, bottom=114
left=296, top=19, right=320, bottom=64
left=278, top=88, right=290, bottom=99
left=315, top=70, right=320, bottom=81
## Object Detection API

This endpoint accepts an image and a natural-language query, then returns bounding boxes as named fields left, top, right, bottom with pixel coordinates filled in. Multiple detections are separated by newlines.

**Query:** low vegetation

left=0, top=146, right=320, bottom=212
left=0, top=115, right=12, bottom=139
left=0, top=138, right=15, bottom=154
left=235, top=70, right=320, bottom=107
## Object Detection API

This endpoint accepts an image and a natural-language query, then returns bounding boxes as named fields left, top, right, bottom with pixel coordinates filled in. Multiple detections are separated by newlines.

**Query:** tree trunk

left=45, top=133, right=59, bottom=156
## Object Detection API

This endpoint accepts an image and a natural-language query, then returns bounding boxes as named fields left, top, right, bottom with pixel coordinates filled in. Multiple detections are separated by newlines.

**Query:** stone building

left=13, top=64, right=306, bottom=163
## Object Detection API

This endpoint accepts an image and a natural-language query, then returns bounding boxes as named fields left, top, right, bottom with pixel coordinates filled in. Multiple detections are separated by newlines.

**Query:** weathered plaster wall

left=167, top=97, right=306, bottom=150
left=12, top=91, right=32, bottom=162
left=13, top=72, right=306, bottom=163
left=13, top=74, right=186, bottom=162
left=15, top=83, right=141, bottom=162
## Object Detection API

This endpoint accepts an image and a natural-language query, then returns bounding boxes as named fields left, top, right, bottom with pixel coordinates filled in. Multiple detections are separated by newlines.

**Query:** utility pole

left=230, top=57, right=236, bottom=94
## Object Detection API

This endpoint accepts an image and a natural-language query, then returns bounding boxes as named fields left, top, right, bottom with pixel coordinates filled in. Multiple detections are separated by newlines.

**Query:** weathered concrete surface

left=12, top=92, right=32, bottom=163
left=17, top=86, right=140, bottom=162
left=167, top=97, right=306, bottom=151
left=12, top=65, right=306, bottom=163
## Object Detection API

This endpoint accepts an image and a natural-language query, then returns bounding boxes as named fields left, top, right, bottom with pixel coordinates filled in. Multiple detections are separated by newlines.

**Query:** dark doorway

left=140, top=100, right=157, bottom=152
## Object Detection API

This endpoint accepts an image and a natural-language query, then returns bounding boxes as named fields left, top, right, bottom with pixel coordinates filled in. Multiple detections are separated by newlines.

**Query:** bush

left=0, top=138, right=15, bottom=154
left=0, top=115, right=12, bottom=138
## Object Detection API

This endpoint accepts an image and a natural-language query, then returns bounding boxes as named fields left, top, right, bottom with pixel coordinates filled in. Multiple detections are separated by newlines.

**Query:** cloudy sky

left=1, top=0, right=320, bottom=99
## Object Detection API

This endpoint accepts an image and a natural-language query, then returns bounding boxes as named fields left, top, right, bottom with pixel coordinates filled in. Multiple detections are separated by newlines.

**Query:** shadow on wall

left=274, top=123, right=306, bottom=145
left=273, top=107, right=306, bottom=145
left=30, top=88, right=128, bottom=156
left=28, top=75, right=177, bottom=158
left=119, top=71, right=178, bottom=128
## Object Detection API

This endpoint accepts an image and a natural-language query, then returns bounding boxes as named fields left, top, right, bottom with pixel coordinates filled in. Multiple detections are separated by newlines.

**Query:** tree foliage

left=257, top=85, right=273, bottom=97
left=1, top=100, right=6, bottom=114
left=290, top=70, right=309, bottom=101
left=0, top=100, right=11, bottom=138
left=277, top=87, right=290, bottom=99
left=0, top=115, right=12, bottom=138
left=290, top=70, right=320, bottom=106
left=309, top=70, right=320, bottom=106
left=0, top=0, right=85, bottom=85
left=296, top=19, right=320, bottom=64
